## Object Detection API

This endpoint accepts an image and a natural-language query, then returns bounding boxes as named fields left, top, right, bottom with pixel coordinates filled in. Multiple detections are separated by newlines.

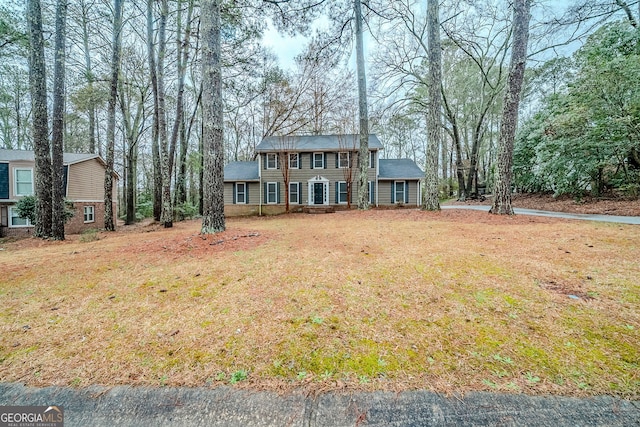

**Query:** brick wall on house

left=0, top=202, right=116, bottom=238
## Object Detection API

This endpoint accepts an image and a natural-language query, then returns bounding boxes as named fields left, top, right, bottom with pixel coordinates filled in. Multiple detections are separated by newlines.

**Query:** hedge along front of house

left=223, top=134, right=425, bottom=216
left=0, top=149, right=118, bottom=237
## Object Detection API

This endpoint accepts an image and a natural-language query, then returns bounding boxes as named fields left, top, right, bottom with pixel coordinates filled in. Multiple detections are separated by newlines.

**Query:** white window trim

left=313, top=152, right=324, bottom=169
left=266, top=182, right=278, bottom=204
left=235, top=182, right=247, bottom=205
left=338, top=152, right=350, bottom=169
left=83, top=205, right=95, bottom=223
left=337, top=181, right=348, bottom=204
left=8, top=206, right=31, bottom=228
left=395, top=180, right=406, bottom=204
left=369, top=151, right=375, bottom=169
left=289, top=182, right=300, bottom=204
left=288, top=153, right=299, bottom=169
left=266, top=153, right=278, bottom=170
left=14, top=167, right=34, bottom=197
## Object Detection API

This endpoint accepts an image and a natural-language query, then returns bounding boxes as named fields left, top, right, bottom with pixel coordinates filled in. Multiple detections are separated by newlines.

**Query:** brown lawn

left=0, top=209, right=638, bottom=397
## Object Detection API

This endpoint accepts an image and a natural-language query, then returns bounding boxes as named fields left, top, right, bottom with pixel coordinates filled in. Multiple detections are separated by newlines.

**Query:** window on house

left=289, top=153, right=299, bottom=169
left=236, top=182, right=246, bottom=204
left=337, top=181, right=348, bottom=204
left=266, top=153, right=278, bottom=169
left=9, top=206, right=30, bottom=227
left=15, top=168, right=33, bottom=196
left=395, top=181, right=405, bottom=203
left=267, top=182, right=278, bottom=204
left=289, top=182, right=299, bottom=204
left=338, top=152, right=350, bottom=168
left=313, top=152, right=324, bottom=169
left=369, top=151, right=375, bottom=168
left=84, top=206, right=95, bottom=223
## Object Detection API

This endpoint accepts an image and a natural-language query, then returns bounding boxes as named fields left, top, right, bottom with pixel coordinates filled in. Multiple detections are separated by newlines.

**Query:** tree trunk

left=147, top=0, right=162, bottom=222
left=157, top=0, right=173, bottom=228
left=27, top=0, right=52, bottom=238
left=51, top=0, right=67, bottom=240
left=104, top=0, right=123, bottom=231
left=200, top=0, right=225, bottom=234
left=354, top=0, right=370, bottom=210
left=80, top=0, right=97, bottom=154
left=490, top=0, right=531, bottom=215
left=423, top=0, right=441, bottom=211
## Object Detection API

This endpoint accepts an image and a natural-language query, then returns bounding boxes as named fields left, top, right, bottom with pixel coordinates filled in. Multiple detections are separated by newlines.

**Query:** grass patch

left=0, top=211, right=638, bottom=396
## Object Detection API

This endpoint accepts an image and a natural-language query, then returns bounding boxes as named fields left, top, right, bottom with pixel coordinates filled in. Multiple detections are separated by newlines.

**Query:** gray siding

left=260, top=152, right=377, bottom=205
left=378, top=180, right=421, bottom=206
left=224, top=182, right=260, bottom=205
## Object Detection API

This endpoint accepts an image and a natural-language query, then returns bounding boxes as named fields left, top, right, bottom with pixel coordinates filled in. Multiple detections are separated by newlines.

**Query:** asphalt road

left=1, top=383, right=639, bottom=426
left=441, top=205, right=640, bottom=225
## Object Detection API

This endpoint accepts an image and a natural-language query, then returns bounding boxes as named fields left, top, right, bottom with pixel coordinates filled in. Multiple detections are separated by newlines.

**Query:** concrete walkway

left=441, top=205, right=640, bottom=225
left=1, top=383, right=638, bottom=426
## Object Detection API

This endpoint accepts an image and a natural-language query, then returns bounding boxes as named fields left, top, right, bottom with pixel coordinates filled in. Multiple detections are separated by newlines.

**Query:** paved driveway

left=441, top=205, right=640, bottom=225
left=1, top=383, right=639, bottom=427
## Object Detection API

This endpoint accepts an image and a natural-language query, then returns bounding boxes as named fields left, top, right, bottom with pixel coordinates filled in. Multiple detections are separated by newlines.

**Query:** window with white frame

left=236, top=182, right=246, bottom=204
left=266, top=153, right=278, bottom=169
left=313, top=152, right=324, bottom=168
left=84, top=206, right=95, bottom=223
left=368, top=181, right=374, bottom=204
left=395, top=181, right=405, bottom=203
left=14, top=168, right=33, bottom=196
left=289, top=153, right=299, bottom=169
left=369, top=151, right=375, bottom=168
left=337, top=181, right=348, bottom=204
left=338, top=152, right=350, bottom=168
left=267, top=182, right=278, bottom=204
left=9, top=206, right=30, bottom=227
left=289, top=182, right=300, bottom=204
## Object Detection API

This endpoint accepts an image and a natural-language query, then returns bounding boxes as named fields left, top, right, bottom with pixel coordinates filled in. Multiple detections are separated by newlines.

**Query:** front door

left=314, top=182, right=324, bottom=205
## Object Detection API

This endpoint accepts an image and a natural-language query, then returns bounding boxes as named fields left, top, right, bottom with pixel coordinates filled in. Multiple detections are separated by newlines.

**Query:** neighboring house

left=0, top=149, right=118, bottom=237
left=223, top=134, right=424, bottom=216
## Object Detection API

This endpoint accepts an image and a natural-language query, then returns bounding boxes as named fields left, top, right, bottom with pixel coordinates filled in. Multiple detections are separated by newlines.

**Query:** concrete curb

left=1, top=383, right=638, bottom=426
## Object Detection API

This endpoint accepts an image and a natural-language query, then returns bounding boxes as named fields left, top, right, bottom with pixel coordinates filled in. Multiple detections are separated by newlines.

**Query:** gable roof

left=224, top=161, right=259, bottom=182
left=379, top=159, right=424, bottom=180
left=256, top=134, right=384, bottom=152
left=0, top=149, right=99, bottom=165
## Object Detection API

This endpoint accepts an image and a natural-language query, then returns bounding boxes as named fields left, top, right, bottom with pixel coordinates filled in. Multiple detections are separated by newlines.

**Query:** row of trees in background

left=1, top=0, right=639, bottom=234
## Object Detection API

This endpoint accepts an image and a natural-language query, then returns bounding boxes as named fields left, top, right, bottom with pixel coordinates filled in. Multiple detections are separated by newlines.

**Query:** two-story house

left=223, top=134, right=424, bottom=216
left=0, top=149, right=118, bottom=237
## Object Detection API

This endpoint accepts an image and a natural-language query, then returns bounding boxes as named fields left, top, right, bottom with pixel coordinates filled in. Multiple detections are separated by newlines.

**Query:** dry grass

left=0, top=209, right=638, bottom=397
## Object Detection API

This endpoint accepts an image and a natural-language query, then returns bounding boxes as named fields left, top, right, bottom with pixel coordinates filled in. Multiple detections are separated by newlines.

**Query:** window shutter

left=276, top=154, right=280, bottom=169
left=335, top=182, right=339, bottom=203
left=310, top=153, right=314, bottom=169
left=233, top=183, right=237, bottom=204
left=405, top=182, right=409, bottom=204
left=263, top=154, right=266, bottom=169
left=246, top=184, right=250, bottom=204
left=276, top=182, right=280, bottom=204
left=391, top=182, right=395, bottom=204
left=370, top=181, right=375, bottom=205
left=335, top=153, right=338, bottom=168
left=324, top=153, right=327, bottom=169
left=263, top=182, right=268, bottom=204
left=0, top=163, right=8, bottom=200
